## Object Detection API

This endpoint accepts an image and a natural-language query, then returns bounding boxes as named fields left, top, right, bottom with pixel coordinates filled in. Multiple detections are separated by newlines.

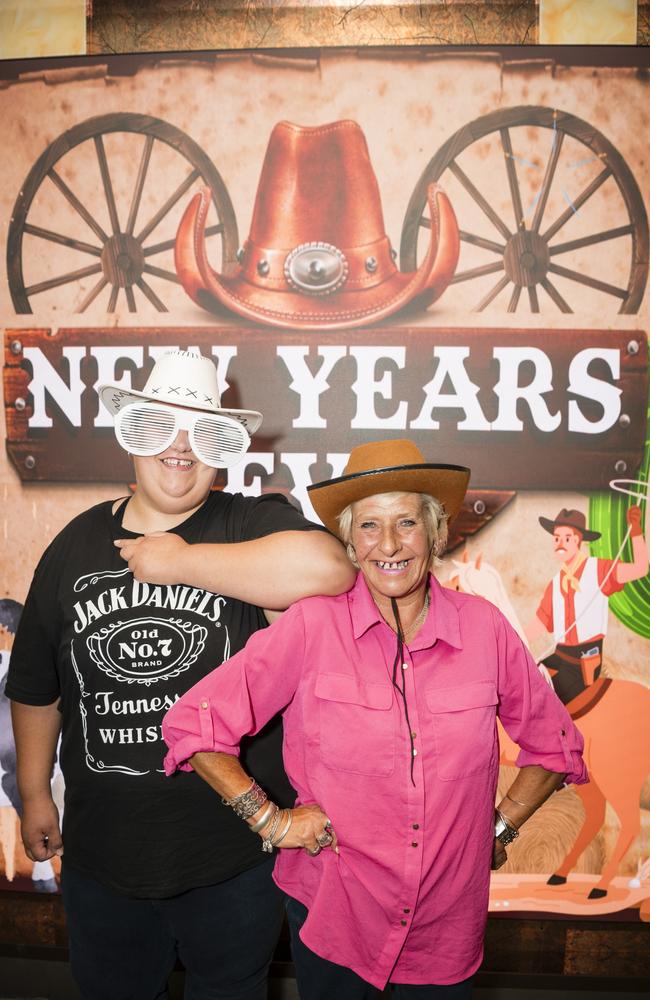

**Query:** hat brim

left=538, top=515, right=601, bottom=542
left=176, top=185, right=459, bottom=332
left=308, top=463, right=470, bottom=537
left=98, top=384, right=263, bottom=434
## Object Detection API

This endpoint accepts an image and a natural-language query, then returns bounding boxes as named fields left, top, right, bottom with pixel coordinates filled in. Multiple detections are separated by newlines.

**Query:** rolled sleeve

left=162, top=602, right=306, bottom=775
left=493, top=608, right=587, bottom=786
left=162, top=694, right=242, bottom=775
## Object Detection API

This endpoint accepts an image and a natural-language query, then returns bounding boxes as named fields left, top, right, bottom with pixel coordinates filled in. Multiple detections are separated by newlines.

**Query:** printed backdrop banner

left=1, top=47, right=649, bottom=921
left=4, top=326, right=648, bottom=494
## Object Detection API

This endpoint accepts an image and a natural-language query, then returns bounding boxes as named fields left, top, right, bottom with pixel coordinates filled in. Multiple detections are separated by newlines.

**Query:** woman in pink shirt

left=163, top=439, right=587, bottom=1000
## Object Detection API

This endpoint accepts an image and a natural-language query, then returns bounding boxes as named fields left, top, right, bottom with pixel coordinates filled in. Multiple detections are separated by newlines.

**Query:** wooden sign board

left=4, top=327, right=647, bottom=500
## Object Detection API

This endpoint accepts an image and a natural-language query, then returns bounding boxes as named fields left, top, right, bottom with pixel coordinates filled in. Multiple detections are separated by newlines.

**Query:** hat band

left=240, top=235, right=396, bottom=292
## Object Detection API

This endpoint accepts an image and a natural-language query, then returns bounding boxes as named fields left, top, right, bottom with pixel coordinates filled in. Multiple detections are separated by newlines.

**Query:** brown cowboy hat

left=308, top=439, right=470, bottom=537
left=539, top=509, right=601, bottom=542
left=175, top=119, right=459, bottom=331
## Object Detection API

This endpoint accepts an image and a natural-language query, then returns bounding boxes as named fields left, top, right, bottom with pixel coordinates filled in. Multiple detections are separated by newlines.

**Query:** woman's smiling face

left=350, top=492, right=431, bottom=609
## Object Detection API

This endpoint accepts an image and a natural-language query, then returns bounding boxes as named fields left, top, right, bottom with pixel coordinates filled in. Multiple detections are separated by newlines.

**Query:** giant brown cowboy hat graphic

left=175, top=120, right=460, bottom=331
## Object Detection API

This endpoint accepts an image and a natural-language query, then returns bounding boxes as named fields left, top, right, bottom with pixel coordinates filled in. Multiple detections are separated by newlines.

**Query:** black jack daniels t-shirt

left=7, top=491, right=320, bottom=897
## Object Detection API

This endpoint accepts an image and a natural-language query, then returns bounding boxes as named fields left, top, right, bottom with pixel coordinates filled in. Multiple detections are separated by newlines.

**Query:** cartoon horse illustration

left=443, top=553, right=650, bottom=898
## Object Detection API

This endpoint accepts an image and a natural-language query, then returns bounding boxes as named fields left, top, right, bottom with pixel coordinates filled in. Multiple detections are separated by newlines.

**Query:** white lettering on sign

left=223, top=452, right=275, bottom=497
left=26, top=345, right=239, bottom=430
left=22, top=342, right=624, bottom=438
left=492, top=346, right=561, bottom=432
left=25, top=346, right=86, bottom=428
left=411, top=347, right=491, bottom=431
left=567, top=348, right=621, bottom=434
left=350, top=346, right=408, bottom=429
left=276, top=345, right=347, bottom=428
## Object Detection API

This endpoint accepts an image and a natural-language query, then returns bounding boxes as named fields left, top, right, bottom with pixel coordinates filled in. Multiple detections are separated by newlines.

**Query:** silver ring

left=306, top=845, right=322, bottom=857
left=316, top=832, right=333, bottom=848
left=324, top=818, right=332, bottom=829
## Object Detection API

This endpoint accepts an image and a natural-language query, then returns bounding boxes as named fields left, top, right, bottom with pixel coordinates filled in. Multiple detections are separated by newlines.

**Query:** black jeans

left=61, top=858, right=284, bottom=1000
left=286, top=897, right=474, bottom=1000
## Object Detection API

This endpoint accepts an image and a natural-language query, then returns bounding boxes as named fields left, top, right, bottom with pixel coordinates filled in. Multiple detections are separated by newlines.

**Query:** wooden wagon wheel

left=7, top=113, right=238, bottom=313
left=401, top=106, right=648, bottom=314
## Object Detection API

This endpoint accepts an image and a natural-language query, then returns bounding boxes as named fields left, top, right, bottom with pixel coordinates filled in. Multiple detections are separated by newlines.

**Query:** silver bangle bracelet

left=261, top=808, right=284, bottom=853
left=250, top=801, right=277, bottom=834
left=272, top=810, right=293, bottom=848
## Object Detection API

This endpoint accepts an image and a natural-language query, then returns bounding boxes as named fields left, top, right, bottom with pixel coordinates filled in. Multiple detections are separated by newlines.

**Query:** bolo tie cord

left=390, top=597, right=417, bottom=786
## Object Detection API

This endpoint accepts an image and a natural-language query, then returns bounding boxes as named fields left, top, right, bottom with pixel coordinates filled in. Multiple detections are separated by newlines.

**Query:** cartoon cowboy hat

left=175, top=119, right=460, bottom=331
left=308, top=439, right=470, bottom=536
left=538, top=509, right=601, bottom=542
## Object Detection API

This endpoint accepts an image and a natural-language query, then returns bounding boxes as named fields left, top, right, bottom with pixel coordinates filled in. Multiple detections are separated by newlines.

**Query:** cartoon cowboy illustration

left=525, top=507, right=648, bottom=705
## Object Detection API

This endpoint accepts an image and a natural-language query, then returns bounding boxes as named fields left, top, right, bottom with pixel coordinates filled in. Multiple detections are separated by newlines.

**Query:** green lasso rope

left=588, top=386, right=650, bottom=638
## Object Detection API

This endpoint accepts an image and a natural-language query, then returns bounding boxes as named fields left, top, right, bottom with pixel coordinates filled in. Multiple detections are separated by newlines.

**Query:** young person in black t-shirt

left=7, top=351, right=354, bottom=1000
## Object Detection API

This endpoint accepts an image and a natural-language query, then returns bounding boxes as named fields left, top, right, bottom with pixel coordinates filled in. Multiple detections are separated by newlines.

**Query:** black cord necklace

left=390, top=595, right=425, bottom=786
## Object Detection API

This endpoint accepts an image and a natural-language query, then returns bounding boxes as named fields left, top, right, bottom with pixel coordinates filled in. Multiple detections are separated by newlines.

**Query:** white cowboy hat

left=98, top=350, right=263, bottom=433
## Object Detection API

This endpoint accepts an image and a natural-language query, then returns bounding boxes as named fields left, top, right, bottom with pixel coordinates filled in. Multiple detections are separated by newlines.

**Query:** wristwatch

left=494, top=809, right=519, bottom=847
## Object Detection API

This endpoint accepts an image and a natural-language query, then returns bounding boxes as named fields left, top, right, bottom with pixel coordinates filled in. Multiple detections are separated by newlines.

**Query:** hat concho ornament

left=174, top=119, right=460, bottom=331
left=284, top=242, right=349, bottom=296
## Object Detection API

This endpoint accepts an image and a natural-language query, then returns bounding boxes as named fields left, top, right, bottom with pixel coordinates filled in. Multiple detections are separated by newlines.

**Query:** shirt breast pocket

left=315, top=673, right=395, bottom=777
left=427, top=681, right=498, bottom=781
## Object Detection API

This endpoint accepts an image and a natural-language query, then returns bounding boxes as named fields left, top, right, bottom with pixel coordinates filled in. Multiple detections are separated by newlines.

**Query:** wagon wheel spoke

left=450, top=261, right=504, bottom=284
left=93, top=136, right=121, bottom=237
left=531, top=127, right=565, bottom=234
left=547, top=262, right=628, bottom=300
left=474, top=274, right=510, bottom=312
left=136, top=168, right=201, bottom=245
left=142, top=263, right=181, bottom=284
left=76, top=275, right=108, bottom=312
left=48, top=168, right=109, bottom=244
left=25, top=262, right=103, bottom=297
left=549, top=224, right=634, bottom=256
left=107, top=284, right=120, bottom=311
left=23, top=223, right=102, bottom=257
left=459, top=230, right=505, bottom=255
left=448, top=161, right=512, bottom=241
left=125, top=134, right=154, bottom=237
left=528, top=284, right=540, bottom=313
left=9, top=113, right=240, bottom=314
left=136, top=277, right=168, bottom=312
left=539, top=276, right=572, bottom=313
left=500, top=128, right=525, bottom=231
left=143, top=222, right=224, bottom=258
left=541, top=166, right=612, bottom=243
left=507, top=284, right=522, bottom=313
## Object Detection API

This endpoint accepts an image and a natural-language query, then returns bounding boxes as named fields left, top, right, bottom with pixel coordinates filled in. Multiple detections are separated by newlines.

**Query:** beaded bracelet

left=222, top=778, right=267, bottom=820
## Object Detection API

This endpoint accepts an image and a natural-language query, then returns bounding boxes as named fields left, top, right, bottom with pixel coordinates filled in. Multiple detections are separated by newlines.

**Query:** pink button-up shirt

left=163, top=573, right=586, bottom=989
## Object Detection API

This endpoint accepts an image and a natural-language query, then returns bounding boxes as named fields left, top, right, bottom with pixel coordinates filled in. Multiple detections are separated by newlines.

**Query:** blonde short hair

left=337, top=492, right=449, bottom=567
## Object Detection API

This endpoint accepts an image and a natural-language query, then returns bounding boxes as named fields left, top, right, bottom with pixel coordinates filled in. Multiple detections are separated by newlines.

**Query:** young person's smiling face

left=132, top=427, right=216, bottom=520
left=350, top=492, right=431, bottom=612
